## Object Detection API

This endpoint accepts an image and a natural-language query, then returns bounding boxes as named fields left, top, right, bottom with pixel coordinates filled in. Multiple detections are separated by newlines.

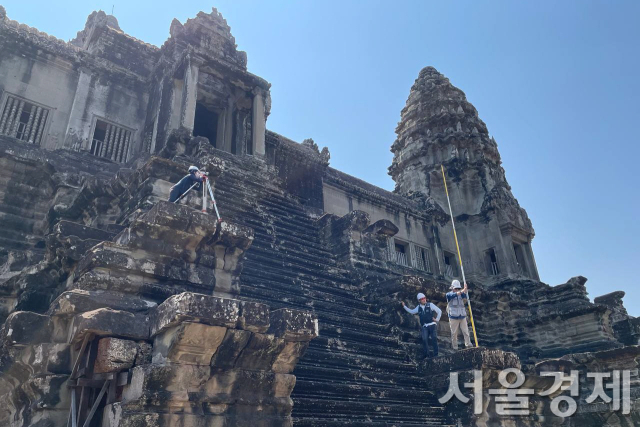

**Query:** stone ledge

left=268, top=308, right=318, bottom=342
left=142, top=201, right=219, bottom=235
left=1, top=311, right=53, bottom=346
left=71, top=308, right=150, bottom=343
left=151, top=292, right=241, bottom=336
left=47, top=290, right=156, bottom=318
left=420, top=347, right=520, bottom=375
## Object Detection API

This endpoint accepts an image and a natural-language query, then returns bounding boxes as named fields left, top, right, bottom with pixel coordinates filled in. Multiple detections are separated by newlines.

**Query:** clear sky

left=4, top=1, right=639, bottom=314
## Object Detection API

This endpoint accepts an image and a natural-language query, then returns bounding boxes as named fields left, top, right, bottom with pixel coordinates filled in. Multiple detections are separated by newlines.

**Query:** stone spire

left=389, top=66, right=533, bottom=234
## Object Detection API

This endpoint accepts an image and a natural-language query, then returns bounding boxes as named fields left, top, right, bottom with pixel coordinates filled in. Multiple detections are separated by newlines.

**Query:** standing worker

left=402, top=293, right=442, bottom=359
left=168, top=166, right=204, bottom=203
left=446, top=280, right=472, bottom=350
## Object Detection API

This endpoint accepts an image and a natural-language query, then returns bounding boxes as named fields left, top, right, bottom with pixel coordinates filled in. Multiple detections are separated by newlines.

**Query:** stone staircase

left=207, top=154, right=452, bottom=426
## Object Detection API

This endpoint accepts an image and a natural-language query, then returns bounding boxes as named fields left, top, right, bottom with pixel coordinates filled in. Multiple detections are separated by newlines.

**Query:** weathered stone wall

left=0, top=9, right=153, bottom=155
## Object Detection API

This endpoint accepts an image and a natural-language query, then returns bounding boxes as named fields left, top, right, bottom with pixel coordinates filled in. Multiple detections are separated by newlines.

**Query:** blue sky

left=5, top=1, right=639, bottom=314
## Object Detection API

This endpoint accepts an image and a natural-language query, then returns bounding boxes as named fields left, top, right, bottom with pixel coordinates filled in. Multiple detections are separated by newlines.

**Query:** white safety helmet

left=188, top=165, right=199, bottom=174
left=451, top=280, right=462, bottom=289
left=416, top=293, right=426, bottom=301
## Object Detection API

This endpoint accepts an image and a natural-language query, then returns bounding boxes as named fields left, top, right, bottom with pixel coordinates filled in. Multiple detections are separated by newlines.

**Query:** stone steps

left=311, top=335, right=409, bottom=361
left=204, top=159, right=450, bottom=425
left=243, top=245, right=353, bottom=284
left=241, top=255, right=355, bottom=292
left=239, top=273, right=376, bottom=317
left=0, top=212, right=38, bottom=234
left=298, top=348, right=416, bottom=373
left=292, top=398, right=449, bottom=426
left=0, top=235, right=32, bottom=250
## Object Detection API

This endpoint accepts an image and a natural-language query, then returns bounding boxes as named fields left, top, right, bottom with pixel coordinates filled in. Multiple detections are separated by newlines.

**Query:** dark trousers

left=420, top=324, right=438, bottom=357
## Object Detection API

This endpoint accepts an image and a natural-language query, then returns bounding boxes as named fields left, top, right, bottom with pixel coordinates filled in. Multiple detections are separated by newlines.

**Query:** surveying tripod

left=173, top=173, right=222, bottom=222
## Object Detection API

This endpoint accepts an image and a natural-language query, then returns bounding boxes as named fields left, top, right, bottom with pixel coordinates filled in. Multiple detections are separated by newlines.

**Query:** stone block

left=75, top=242, right=215, bottom=288
left=47, top=290, right=156, bottom=317
left=114, top=220, right=204, bottom=263
left=210, top=328, right=252, bottom=369
left=29, top=343, right=71, bottom=375
left=142, top=201, right=219, bottom=236
left=209, top=220, right=254, bottom=251
left=71, top=308, right=150, bottom=343
left=71, top=269, right=175, bottom=301
left=51, top=220, right=114, bottom=242
left=1, top=311, right=52, bottom=346
left=94, top=337, right=139, bottom=373
left=268, top=308, right=318, bottom=342
left=238, top=300, right=270, bottom=333
left=122, top=364, right=296, bottom=407
left=134, top=341, right=153, bottom=366
left=363, top=218, right=399, bottom=237
left=235, top=333, right=286, bottom=371
left=272, top=341, right=309, bottom=374
left=151, top=292, right=240, bottom=336
left=153, top=322, right=227, bottom=365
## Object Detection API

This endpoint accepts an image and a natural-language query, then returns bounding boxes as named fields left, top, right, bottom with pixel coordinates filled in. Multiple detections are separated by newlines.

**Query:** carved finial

left=457, top=105, right=464, bottom=114
left=456, top=121, right=462, bottom=132
left=170, top=18, right=184, bottom=38
left=0, top=6, right=6, bottom=21
left=320, top=147, right=331, bottom=165
left=302, top=138, right=319, bottom=153
left=472, top=127, right=479, bottom=134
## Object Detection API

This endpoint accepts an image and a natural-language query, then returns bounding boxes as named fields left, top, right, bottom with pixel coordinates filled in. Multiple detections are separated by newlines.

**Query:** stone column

left=523, top=240, right=540, bottom=281
left=251, top=87, right=266, bottom=156
left=64, top=70, right=93, bottom=151
left=180, top=57, right=200, bottom=132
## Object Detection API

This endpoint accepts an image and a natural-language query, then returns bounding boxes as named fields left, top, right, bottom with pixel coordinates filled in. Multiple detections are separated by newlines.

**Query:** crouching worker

left=446, top=280, right=472, bottom=350
left=168, top=165, right=204, bottom=203
left=402, top=293, right=442, bottom=359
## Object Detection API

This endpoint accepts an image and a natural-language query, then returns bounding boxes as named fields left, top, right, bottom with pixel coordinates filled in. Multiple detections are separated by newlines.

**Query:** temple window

left=443, top=251, right=458, bottom=277
left=90, top=118, right=133, bottom=163
left=392, top=239, right=410, bottom=267
left=0, top=94, right=50, bottom=145
left=414, top=245, right=432, bottom=273
left=484, top=248, right=500, bottom=276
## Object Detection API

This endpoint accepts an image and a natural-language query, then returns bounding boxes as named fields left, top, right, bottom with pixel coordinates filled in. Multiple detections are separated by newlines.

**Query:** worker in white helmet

left=402, top=292, right=442, bottom=359
left=168, top=165, right=204, bottom=203
left=446, top=279, right=472, bottom=350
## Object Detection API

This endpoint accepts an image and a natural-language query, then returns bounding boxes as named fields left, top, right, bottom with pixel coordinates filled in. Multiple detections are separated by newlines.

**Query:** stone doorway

left=193, top=102, right=219, bottom=147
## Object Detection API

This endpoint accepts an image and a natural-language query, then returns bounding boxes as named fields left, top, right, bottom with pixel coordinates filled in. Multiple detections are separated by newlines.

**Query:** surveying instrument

left=173, top=171, right=222, bottom=222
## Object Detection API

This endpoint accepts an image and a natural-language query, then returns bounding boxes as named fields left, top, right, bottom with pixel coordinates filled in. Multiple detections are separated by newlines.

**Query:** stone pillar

left=180, top=57, right=200, bottom=132
left=216, top=108, right=227, bottom=151
left=64, top=70, right=93, bottom=151
left=523, top=240, right=540, bottom=280
left=251, top=87, right=266, bottom=156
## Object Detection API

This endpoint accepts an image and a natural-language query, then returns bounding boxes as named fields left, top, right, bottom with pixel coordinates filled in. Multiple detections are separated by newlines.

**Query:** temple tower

left=389, top=67, right=539, bottom=283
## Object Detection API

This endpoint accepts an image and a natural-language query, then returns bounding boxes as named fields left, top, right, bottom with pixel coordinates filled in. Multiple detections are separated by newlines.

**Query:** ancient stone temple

left=1, top=6, right=639, bottom=427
